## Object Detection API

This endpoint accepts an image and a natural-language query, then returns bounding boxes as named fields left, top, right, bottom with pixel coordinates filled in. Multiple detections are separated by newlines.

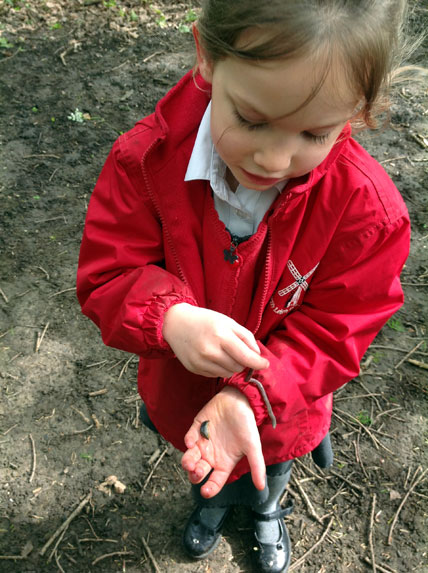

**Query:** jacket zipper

left=140, top=138, right=189, bottom=287
left=253, top=226, right=272, bottom=337
left=223, top=239, right=239, bottom=264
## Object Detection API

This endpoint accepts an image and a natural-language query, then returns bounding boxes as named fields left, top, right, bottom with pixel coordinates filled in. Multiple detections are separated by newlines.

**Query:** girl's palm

left=181, top=386, right=266, bottom=498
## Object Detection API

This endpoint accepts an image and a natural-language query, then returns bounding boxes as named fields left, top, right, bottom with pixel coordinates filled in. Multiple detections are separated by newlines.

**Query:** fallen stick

left=387, top=468, right=428, bottom=545
left=142, top=446, right=169, bottom=492
left=0, top=288, right=8, bottom=303
left=289, top=517, right=334, bottom=571
left=363, top=556, right=398, bottom=573
left=0, top=542, right=33, bottom=560
left=54, top=551, right=65, bottom=573
left=293, top=477, right=323, bottom=524
left=35, top=322, right=49, bottom=353
left=407, top=358, right=428, bottom=370
left=141, top=536, right=162, bottom=573
left=293, top=456, right=327, bottom=481
left=368, top=493, right=377, bottom=573
left=88, top=388, right=108, bottom=397
left=394, top=340, right=425, bottom=369
left=335, top=408, right=394, bottom=455
left=92, top=551, right=134, bottom=566
left=329, top=469, right=365, bottom=494
left=39, top=491, right=92, bottom=556
left=29, top=434, right=36, bottom=483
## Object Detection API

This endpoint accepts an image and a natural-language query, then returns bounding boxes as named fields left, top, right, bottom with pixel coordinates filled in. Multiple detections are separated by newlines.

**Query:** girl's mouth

left=240, top=168, right=285, bottom=186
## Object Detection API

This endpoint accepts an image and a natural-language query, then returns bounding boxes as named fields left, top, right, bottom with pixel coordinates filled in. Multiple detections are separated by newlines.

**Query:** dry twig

left=0, top=288, right=8, bottom=303
left=387, top=468, right=427, bottom=545
left=29, top=434, right=36, bottom=483
left=293, top=477, right=323, bottom=524
left=289, top=517, right=334, bottom=571
left=88, top=388, right=108, bottom=397
left=363, top=556, right=399, bottom=573
left=48, top=286, right=76, bottom=298
left=0, top=541, right=33, bottom=561
left=141, top=536, right=162, bottom=572
left=335, top=408, right=394, bottom=455
left=368, top=493, right=377, bottom=573
left=353, top=432, right=369, bottom=479
left=142, top=446, right=169, bottom=493
left=394, top=340, right=425, bottom=369
left=71, top=406, right=91, bottom=424
left=118, top=354, right=136, bottom=380
left=329, top=469, right=365, bottom=494
left=40, top=491, right=92, bottom=556
left=35, top=322, right=49, bottom=353
left=407, top=358, right=428, bottom=370
left=91, top=551, right=133, bottom=566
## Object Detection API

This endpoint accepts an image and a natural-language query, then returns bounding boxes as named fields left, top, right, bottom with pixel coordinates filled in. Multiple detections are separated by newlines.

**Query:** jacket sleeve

left=76, top=136, right=197, bottom=357
left=228, top=208, right=410, bottom=426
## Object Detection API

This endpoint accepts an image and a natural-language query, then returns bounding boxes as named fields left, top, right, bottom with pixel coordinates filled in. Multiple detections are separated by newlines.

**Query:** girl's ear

left=192, top=23, right=214, bottom=83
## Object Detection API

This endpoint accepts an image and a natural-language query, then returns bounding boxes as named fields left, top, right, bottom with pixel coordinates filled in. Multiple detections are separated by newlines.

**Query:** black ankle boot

left=182, top=505, right=230, bottom=559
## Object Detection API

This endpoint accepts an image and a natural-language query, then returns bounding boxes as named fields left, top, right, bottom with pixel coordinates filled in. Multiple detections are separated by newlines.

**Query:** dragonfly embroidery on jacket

left=270, top=260, right=319, bottom=315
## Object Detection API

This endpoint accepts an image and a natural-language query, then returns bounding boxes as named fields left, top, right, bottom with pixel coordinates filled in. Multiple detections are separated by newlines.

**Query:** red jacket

left=77, top=71, right=410, bottom=482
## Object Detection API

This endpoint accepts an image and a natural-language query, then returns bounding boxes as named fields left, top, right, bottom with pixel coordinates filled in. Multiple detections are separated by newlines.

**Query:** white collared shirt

left=185, top=102, right=286, bottom=237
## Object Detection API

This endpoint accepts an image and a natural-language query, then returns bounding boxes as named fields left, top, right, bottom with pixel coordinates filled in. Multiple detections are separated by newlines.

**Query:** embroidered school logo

left=270, top=260, right=319, bottom=315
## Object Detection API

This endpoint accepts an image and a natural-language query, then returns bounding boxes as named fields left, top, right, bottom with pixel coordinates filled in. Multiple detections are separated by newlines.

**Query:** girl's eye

left=304, top=131, right=330, bottom=145
left=233, top=109, right=267, bottom=131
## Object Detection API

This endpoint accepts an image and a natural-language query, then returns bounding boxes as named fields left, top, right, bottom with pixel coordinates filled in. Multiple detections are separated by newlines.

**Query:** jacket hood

left=153, top=69, right=352, bottom=195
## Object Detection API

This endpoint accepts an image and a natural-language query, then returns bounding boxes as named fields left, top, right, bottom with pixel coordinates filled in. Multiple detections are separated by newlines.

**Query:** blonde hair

left=197, top=0, right=423, bottom=128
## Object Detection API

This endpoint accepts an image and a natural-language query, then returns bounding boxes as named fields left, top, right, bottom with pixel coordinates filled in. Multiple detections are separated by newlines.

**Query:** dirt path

left=0, top=2, right=427, bottom=572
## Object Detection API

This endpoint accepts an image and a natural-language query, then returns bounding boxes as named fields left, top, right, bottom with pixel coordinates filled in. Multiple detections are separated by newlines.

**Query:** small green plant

left=80, top=453, right=93, bottom=461
left=31, top=106, right=38, bottom=113
left=130, top=9, right=138, bottom=22
left=0, top=37, right=14, bottom=49
left=179, top=8, right=197, bottom=33
left=356, top=411, right=372, bottom=426
left=184, top=8, right=197, bottom=23
left=50, top=22, right=62, bottom=30
left=68, top=108, right=85, bottom=123
left=387, top=317, right=406, bottom=332
left=5, top=0, right=23, bottom=9
left=154, top=8, right=167, bottom=28
left=371, top=350, right=383, bottom=364
left=103, top=0, right=116, bottom=7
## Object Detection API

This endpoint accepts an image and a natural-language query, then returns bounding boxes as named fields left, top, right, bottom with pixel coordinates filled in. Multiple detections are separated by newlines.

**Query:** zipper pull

left=224, top=242, right=238, bottom=264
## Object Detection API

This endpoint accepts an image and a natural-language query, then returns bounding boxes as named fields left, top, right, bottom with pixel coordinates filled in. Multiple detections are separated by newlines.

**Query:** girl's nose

left=253, top=141, right=293, bottom=175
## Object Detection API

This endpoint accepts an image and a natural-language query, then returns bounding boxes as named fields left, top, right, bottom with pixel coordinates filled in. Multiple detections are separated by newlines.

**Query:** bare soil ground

left=0, top=1, right=427, bottom=572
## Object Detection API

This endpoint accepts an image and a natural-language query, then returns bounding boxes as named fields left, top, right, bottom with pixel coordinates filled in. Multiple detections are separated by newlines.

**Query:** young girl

left=77, top=1, right=412, bottom=571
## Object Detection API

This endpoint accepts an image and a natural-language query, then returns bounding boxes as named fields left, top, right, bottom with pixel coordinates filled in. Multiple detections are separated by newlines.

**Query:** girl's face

left=196, top=37, right=359, bottom=191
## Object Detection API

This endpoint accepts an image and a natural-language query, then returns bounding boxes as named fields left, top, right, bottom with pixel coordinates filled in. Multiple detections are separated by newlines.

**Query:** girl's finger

left=234, top=326, right=261, bottom=354
left=200, top=468, right=230, bottom=499
left=184, top=424, right=201, bottom=449
left=222, top=336, right=269, bottom=371
left=181, top=445, right=202, bottom=472
left=246, top=440, right=266, bottom=491
left=188, top=458, right=212, bottom=484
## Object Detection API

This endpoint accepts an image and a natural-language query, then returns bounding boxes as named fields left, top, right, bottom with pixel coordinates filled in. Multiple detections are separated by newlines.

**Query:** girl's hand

left=181, top=386, right=266, bottom=498
left=162, top=303, right=269, bottom=378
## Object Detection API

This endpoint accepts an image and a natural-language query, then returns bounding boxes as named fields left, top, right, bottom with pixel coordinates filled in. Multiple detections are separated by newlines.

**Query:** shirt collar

left=184, top=101, right=286, bottom=197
